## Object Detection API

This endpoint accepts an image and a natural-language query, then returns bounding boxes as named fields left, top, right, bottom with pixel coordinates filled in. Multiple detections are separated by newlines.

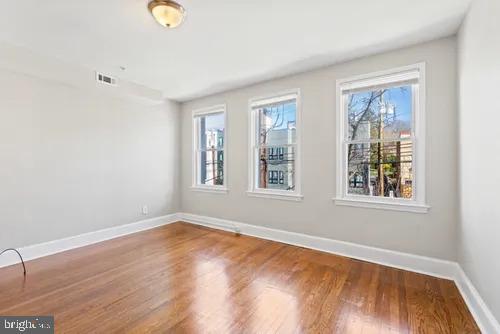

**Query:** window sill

left=191, top=186, right=228, bottom=194
left=247, top=191, right=303, bottom=202
left=333, top=197, right=430, bottom=213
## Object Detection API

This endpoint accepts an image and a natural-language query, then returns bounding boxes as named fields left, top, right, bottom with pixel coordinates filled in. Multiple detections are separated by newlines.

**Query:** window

left=269, top=171, right=279, bottom=184
left=192, top=105, right=227, bottom=193
left=248, top=90, right=302, bottom=201
left=268, top=171, right=285, bottom=185
left=335, top=64, right=429, bottom=213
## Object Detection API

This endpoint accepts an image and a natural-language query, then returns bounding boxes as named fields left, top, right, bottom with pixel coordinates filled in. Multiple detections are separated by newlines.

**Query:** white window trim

left=191, top=104, right=228, bottom=194
left=333, top=63, right=429, bottom=213
left=247, top=89, right=303, bottom=201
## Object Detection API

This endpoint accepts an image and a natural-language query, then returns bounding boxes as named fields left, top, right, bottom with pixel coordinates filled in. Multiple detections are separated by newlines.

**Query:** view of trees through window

left=346, top=86, right=413, bottom=199
left=255, top=100, right=296, bottom=191
left=197, top=112, right=224, bottom=186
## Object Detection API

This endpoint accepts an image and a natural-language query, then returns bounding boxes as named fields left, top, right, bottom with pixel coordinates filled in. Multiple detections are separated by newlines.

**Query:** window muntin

left=249, top=91, right=301, bottom=198
left=193, top=107, right=226, bottom=188
left=336, top=64, right=426, bottom=210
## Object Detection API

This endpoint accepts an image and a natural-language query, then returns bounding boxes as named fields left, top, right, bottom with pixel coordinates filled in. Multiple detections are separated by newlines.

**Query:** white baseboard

left=178, top=212, right=500, bottom=334
left=0, top=213, right=178, bottom=269
left=454, top=266, right=500, bottom=334
left=178, top=212, right=457, bottom=279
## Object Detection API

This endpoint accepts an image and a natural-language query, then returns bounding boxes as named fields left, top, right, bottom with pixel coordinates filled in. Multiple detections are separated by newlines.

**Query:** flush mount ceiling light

left=148, top=0, right=186, bottom=28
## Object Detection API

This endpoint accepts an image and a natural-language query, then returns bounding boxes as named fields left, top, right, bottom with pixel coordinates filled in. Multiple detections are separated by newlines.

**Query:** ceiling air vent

left=95, top=71, right=117, bottom=86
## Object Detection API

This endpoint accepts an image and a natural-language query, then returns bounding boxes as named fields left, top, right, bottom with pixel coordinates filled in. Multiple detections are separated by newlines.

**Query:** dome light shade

left=148, top=0, right=186, bottom=28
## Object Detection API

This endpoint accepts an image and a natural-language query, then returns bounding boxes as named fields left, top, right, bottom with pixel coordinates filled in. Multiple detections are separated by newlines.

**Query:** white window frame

left=191, top=104, right=228, bottom=194
left=334, top=63, right=429, bottom=213
left=247, top=89, right=303, bottom=201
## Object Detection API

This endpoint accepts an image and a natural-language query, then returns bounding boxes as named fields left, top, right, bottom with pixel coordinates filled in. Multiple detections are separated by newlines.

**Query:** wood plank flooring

left=0, top=222, right=480, bottom=333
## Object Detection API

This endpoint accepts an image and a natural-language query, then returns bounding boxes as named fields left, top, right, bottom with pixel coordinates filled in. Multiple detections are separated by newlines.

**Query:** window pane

left=347, top=141, right=413, bottom=199
left=197, top=113, right=225, bottom=150
left=257, top=146, right=295, bottom=191
left=256, top=101, right=296, bottom=146
left=347, top=86, right=412, bottom=141
left=199, top=150, right=224, bottom=186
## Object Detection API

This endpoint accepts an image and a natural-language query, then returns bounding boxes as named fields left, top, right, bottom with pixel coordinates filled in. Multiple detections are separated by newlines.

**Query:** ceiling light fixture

left=148, top=0, right=186, bottom=28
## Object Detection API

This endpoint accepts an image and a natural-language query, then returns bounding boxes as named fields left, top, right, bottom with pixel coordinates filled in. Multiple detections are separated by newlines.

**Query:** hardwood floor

left=0, top=222, right=479, bottom=333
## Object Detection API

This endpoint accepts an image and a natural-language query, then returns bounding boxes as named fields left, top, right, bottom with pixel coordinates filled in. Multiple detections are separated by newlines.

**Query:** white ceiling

left=0, top=0, right=470, bottom=101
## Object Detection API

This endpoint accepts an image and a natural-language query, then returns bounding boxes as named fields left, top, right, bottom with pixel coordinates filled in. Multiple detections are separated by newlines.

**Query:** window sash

left=192, top=105, right=226, bottom=189
left=343, top=139, right=415, bottom=200
left=254, top=143, right=296, bottom=149
left=254, top=113, right=297, bottom=146
left=344, top=137, right=414, bottom=145
left=253, top=144, right=296, bottom=191
left=342, top=83, right=417, bottom=142
left=248, top=89, right=301, bottom=199
left=340, top=81, right=418, bottom=202
left=250, top=93, right=297, bottom=109
left=194, top=112, right=225, bottom=151
left=195, top=148, right=225, bottom=154
left=195, top=149, right=224, bottom=186
left=197, top=147, right=225, bottom=152
left=339, top=69, right=419, bottom=95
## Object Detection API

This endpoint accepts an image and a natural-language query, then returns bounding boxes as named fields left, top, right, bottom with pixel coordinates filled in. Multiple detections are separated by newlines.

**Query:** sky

left=204, top=112, right=225, bottom=131
left=263, top=102, right=296, bottom=130
left=350, top=85, right=412, bottom=124
left=383, top=85, right=412, bottom=123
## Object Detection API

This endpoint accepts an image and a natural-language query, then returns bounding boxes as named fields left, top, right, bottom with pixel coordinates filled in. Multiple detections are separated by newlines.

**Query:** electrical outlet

left=142, top=205, right=149, bottom=215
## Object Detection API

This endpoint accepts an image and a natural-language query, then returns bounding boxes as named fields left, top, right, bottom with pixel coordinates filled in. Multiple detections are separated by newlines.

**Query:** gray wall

left=0, top=66, right=181, bottom=249
left=458, top=0, right=500, bottom=323
left=181, top=37, right=458, bottom=261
